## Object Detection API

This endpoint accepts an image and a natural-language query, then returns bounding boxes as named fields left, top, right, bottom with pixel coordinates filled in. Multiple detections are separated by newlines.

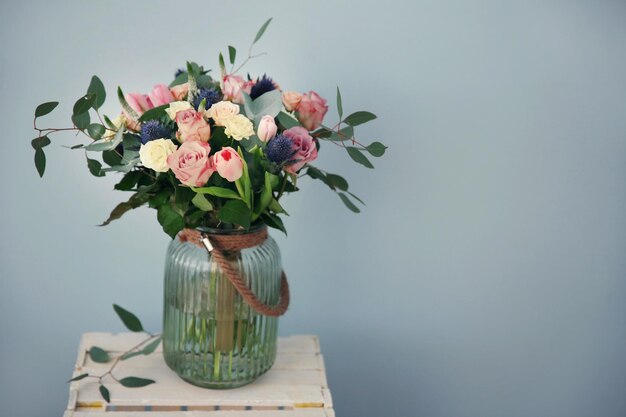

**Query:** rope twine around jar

left=178, top=228, right=290, bottom=317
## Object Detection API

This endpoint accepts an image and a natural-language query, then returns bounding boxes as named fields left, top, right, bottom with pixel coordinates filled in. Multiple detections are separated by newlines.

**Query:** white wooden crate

left=64, top=333, right=334, bottom=417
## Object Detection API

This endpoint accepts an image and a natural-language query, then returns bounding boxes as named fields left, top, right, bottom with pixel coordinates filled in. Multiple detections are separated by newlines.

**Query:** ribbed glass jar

left=162, top=226, right=281, bottom=388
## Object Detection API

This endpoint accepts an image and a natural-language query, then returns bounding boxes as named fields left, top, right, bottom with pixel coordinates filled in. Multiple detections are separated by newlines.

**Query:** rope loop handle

left=179, top=228, right=290, bottom=317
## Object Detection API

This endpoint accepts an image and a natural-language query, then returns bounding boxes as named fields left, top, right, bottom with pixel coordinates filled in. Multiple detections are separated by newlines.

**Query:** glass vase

left=162, top=225, right=281, bottom=388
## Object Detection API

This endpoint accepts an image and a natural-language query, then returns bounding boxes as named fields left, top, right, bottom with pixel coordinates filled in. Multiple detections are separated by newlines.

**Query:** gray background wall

left=1, top=1, right=626, bottom=416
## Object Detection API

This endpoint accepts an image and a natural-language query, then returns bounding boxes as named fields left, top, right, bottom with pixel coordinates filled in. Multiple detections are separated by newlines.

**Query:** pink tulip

left=213, top=147, right=244, bottom=182
left=257, top=115, right=277, bottom=142
left=149, top=84, right=175, bottom=106
left=125, top=93, right=154, bottom=116
left=166, top=141, right=215, bottom=187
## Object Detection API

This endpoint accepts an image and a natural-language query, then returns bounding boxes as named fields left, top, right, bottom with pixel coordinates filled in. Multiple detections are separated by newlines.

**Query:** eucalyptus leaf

left=253, top=18, right=272, bottom=44
left=343, top=111, right=377, bottom=126
left=68, top=373, right=89, bottom=382
left=336, top=87, right=343, bottom=119
left=99, top=385, right=110, bottom=403
left=85, top=125, right=123, bottom=151
left=338, top=192, right=360, bottom=213
left=34, top=148, right=46, bottom=178
left=276, top=111, right=301, bottom=129
left=346, top=147, right=374, bottom=169
left=228, top=45, right=236, bottom=65
left=87, top=75, right=106, bottom=109
left=119, top=377, right=156, bottom=388
left=87, top=157, right=105, bottom=177
left=99, top=192, right=150, bottom=226
left=87, top=123, right=105, bottom=140
left=72, top=112, right=90, bottom=130
left=138, top=104, right=169, bottom=122
left=89, top=346, right=110, bottom=363
left=326, top=173, right=349, bottom=191
left=366, top=141, right=387, bottom=157
left=35, top=101, right=59, bottom=118
left=31, top=136, right=51, bottom=150
left=113, top=304, right=144, bottom=332
left=73, top=94, right=96, bottom=116
left=121, top=336, right=162, bottom=360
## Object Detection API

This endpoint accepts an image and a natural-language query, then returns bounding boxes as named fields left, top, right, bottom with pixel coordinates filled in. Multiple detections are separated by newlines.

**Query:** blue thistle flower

left=250, top=74, right=276, bottom=100
left=140, top=121, right=171, bottom=144
left=192, top=88, right=221, bottom=110
left=266, top=135, right=294, bottom=164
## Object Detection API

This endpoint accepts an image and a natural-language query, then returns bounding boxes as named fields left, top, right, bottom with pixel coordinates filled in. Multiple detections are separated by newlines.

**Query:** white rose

left=223, top=114, right=255, bottom=141
left=165, top=101, right=193, bottom=120
left=205, top=100, right=240, bottom=126
left=139, top=139, right=177, bottom=172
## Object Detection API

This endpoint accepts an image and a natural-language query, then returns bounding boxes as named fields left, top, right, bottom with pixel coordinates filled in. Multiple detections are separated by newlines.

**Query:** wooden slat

left=68, top=333, right=333, bottom=414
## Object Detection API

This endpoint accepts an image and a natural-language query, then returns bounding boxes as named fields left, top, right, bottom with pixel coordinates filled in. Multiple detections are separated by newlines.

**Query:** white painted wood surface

left=63, top=333, right=334, bottom=417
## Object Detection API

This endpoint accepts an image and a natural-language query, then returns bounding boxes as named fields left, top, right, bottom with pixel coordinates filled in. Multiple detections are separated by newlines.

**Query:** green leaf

left=219, top=52, right=226, bottom=77
left=102, top=148, right=123, bottom=166
left=34, top=148, right=46, bottom=177
left=343, top=111, right=377, bottom=126
left=72, top=112, right=90, bottom=130
left=138, top=104, right=169, bottom=122
left=254, top=171, right=275, bottom=219
left=336, top=87, right=343, bottom=119
left=326, top=173, right=349, bottom=191
left=113, top=304, right=144, bottom=332
left=114, top=171, right=143, bottom=191
left=218, top=200, right=251, bottom=229
left=348, top=191, right=365, bottom=206
left=228, top=45, right=236, bottom=65
left=31, top=136, right=51, bottom=150
left=276, top=111, right=301, bottom=129
left=99, top=385, right=110, bottom=403
left=261, top=212, right=286, bottom=234
left=346, top=147, right=374, bottom=168
left=35, top=101, right=59, bottom=118
left=157, top=204, right=185, bottom=238
left=87, top=157, right=105, bottom=177
left=338, top=192, right=360, bottom=213
left=99, top=192, right=150, bottom=226
left=89, top=346, right=110, bottom=363
left=253, top=18, right=272, bottom=44
left=122, top=336, right=162, bottom=360
left=245, top=90, right=283, bottom=125
left=191, top=193, right=213, bottom=211
left=68, top=373, right=89, bottom=382
left=70, top=144, right=84, bottom=150
left=268, top=198, right=287, bottom=214
left=366, top=141, right=387, bottom=157
left=87, top=75, right=106, bottom=110
left=186, top=61, right=198, bottom=102
left=87, top=123, right=105, bottom=140
left=192, top=186, right=241, bottom=200
left=118, top=86, right=138, bottom=119
left=73, top=94, right=96, bottom=116
left=119, top=377, right=156, bottom=388
left=85, top=126, right=123, bottom=152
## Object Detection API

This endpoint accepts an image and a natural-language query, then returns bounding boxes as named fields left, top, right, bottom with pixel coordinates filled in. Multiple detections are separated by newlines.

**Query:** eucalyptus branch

left=95, top=333, right=161, bottom=383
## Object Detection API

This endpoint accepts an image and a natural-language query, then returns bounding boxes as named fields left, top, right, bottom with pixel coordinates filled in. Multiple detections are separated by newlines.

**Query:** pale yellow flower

left=223, top=114, right=254, bottom=141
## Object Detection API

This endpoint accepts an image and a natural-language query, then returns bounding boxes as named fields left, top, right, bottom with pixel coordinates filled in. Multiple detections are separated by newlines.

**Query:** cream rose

left=223, top=114, right=255, bottom=141
left=139, top=139, right=177, bottom=172
left=165, top=101, right=193, bottom=120
left=205, top=100, right=240, bottom=126
left=103, top=114, right=127, bottom=141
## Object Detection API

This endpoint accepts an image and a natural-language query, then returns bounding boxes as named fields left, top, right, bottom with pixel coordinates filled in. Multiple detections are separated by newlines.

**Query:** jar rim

left=195, top=223, right=267, bottom=236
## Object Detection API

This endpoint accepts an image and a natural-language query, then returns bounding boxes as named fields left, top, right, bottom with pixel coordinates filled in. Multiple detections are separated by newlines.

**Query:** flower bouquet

left=32, top=19, right=386, bottom=390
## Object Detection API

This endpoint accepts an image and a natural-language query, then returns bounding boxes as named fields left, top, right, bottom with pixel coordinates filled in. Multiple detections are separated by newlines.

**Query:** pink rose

left=282, top=91, right=303, bottom=112
left=175, top=109, right=211, bottom=143
left=296, top=91, right=328, bottom=131
left=149, top=84, right=175, bottom=106
left=222, top=74, right=253, bottom=104
left=283, top=127, right=318, bottom=173
left=170, top=83, right=189, bottom=101
left=125, top=93, right=154, bottom=116
left=167, top=141, right=215, bottom=187
left=257, top=115, right=277, bottom=142
left=213, top=147, right=244, bottom=182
